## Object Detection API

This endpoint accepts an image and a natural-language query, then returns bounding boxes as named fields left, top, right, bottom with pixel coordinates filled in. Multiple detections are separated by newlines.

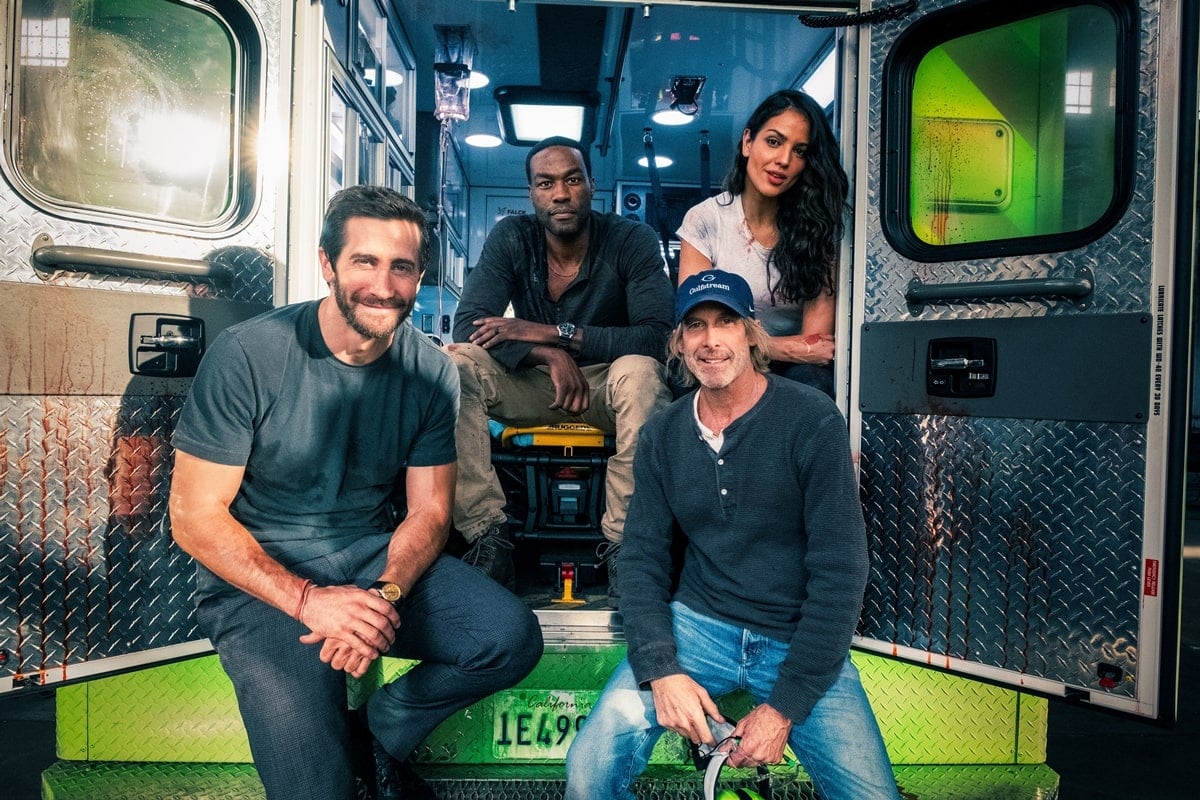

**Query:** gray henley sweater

left=620, top=374, right=869, bottom=724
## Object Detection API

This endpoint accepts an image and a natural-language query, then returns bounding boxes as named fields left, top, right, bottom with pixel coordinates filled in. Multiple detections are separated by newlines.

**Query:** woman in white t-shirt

left=676, top=89, right=848, bottom=397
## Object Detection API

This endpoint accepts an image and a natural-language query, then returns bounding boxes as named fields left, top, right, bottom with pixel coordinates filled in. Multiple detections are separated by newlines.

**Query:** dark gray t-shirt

left=173, top=301, right=458, bottom=591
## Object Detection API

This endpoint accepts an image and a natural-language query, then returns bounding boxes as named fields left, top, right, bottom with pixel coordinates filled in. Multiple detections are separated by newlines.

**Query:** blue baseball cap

left=675, top=270, right=756, bottom=325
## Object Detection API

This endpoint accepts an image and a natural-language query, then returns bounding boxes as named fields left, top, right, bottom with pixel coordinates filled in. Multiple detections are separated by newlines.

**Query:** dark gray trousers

left=196, top=534, right=543, bottom=800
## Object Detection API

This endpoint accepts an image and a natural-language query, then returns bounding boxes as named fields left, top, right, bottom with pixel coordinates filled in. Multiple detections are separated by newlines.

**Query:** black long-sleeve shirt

left=452, top=212, right=673, bottom=368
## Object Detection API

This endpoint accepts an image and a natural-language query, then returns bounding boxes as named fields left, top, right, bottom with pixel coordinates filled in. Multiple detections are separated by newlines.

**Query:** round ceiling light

left=637, top=155, right=674, bottom=168
left=651, top=108, right=695, bottom=126
left=465, top=133, right=503, bottom=148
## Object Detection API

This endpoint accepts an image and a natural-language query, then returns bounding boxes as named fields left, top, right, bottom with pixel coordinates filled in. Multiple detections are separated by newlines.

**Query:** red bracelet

left=294, top=579, right=315, bottom=620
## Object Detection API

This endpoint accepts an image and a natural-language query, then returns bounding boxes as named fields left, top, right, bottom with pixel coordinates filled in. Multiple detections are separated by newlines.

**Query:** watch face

left=374, top=582, right=403, bottom=602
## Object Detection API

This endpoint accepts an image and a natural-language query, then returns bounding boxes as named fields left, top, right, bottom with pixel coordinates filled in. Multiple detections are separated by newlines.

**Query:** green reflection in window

left=16, top=0, right=236, bottom=225
left=910, top=6, right=1117, bottom=246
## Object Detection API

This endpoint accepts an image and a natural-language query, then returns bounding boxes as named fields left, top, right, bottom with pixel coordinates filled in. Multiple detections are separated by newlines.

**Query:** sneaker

left=596, top=540, right=621, bottom=608
left=462, top=524, right=516, bottom=591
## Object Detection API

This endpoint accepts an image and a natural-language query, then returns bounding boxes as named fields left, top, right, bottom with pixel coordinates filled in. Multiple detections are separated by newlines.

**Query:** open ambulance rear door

left=0, top=0, right=287, bottom=692
left=848, top=0, right=1197, bottom=721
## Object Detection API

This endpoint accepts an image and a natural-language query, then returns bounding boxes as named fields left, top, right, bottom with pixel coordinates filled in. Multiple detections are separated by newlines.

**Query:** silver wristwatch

left=556, top=322, right=576, bottom=349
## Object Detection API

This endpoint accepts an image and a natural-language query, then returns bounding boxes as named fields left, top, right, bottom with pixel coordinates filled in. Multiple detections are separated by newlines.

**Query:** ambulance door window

left=883, top=1, right=1137, bottom=261
left=329, top=72, right=402, bottom=196
left=7, top=0, right=258, bottom=229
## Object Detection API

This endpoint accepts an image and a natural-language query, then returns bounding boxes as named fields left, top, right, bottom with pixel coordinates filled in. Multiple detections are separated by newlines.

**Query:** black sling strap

left=641, top=128, right=678, bottom=281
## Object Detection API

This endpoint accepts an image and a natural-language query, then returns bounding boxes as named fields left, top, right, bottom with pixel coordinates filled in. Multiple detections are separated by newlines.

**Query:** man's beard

left=331, top=275, right=412, bottom=340
left=685, top=347, right=751, bottom=391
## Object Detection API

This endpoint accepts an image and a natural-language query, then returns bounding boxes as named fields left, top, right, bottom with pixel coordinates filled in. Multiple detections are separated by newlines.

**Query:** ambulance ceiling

left=400, top=0, right=835, bottom=189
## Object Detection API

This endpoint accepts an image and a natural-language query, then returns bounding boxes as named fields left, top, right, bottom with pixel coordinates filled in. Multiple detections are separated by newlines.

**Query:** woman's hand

left=770, top=332, right=835, bottom=365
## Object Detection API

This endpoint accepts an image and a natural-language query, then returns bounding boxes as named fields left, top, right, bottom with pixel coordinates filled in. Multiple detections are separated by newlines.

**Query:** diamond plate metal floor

left=33, top=761, right=1059, bottom=800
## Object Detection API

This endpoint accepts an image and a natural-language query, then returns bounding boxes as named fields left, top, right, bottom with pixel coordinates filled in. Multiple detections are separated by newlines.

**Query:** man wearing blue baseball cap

left=566, top=270, right=899, bottom=800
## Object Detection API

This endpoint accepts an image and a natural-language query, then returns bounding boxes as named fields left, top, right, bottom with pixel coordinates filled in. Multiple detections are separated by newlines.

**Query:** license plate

left=492, top=689, right=596, bottom=760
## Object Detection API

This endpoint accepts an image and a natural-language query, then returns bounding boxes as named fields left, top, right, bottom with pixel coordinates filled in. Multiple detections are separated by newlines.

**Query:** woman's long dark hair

left=722, top=89, right=849, bottom=304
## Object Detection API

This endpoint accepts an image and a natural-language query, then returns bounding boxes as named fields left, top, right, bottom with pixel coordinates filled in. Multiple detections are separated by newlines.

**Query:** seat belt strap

left=642, top=128, right=677, bottom=280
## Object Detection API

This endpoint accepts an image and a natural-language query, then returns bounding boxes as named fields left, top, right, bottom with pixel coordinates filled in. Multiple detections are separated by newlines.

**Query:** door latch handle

left=929, top=357, right=986, bottom=370
left=927, top=338, right=996, bottom=398
left=139, top=333, right=201, bottom=351
left=129, top=314, right=206, bottom=377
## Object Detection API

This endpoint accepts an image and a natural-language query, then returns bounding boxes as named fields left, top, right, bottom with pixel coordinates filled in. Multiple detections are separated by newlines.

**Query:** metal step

left=532, top=603, right=623, bottom=645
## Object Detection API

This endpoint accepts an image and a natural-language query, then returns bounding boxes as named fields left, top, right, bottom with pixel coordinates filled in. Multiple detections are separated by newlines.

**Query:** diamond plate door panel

left=858, top=414, right=1144, bottom=696
left=0, top=0, right=283, bottom=690
left=56, top=655, right=252, bottom=763
left=857, top=653, right=1047, bottom=764
left=1, top=396, right=202, bottom=679
left=851, top=0, right=1181, bottom=716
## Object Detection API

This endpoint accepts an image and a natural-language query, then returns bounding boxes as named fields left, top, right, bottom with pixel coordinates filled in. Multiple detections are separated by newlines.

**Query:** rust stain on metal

left=109, top=435, right=165, bottom=522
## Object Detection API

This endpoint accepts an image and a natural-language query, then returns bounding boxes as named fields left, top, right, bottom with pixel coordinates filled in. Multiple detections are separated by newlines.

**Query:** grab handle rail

left=30, top=234, right=229, bottom=284
left=906, top=267, right=1093, bottom=313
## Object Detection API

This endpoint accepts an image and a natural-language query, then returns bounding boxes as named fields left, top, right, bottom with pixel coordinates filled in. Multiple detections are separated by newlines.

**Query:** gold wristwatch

left=369, top=580, right=404, bottom=608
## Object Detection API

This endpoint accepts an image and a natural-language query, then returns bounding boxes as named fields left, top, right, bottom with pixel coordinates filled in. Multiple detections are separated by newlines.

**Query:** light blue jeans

left=565, top=602, right=900, bottom=800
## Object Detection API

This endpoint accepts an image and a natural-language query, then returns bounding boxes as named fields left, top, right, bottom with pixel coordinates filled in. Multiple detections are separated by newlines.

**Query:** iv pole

left=432, top=25, right=475, bottom=341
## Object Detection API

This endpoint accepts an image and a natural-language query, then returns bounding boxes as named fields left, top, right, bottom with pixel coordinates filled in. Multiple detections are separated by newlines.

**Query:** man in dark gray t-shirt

left=170, top=186, right=542, bottom=800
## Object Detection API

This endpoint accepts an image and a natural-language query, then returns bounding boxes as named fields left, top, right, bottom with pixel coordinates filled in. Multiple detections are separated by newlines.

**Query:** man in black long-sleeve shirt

left=447, top=136, right=673, bottom=595
left=564, top=270, right=899, bottom=800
